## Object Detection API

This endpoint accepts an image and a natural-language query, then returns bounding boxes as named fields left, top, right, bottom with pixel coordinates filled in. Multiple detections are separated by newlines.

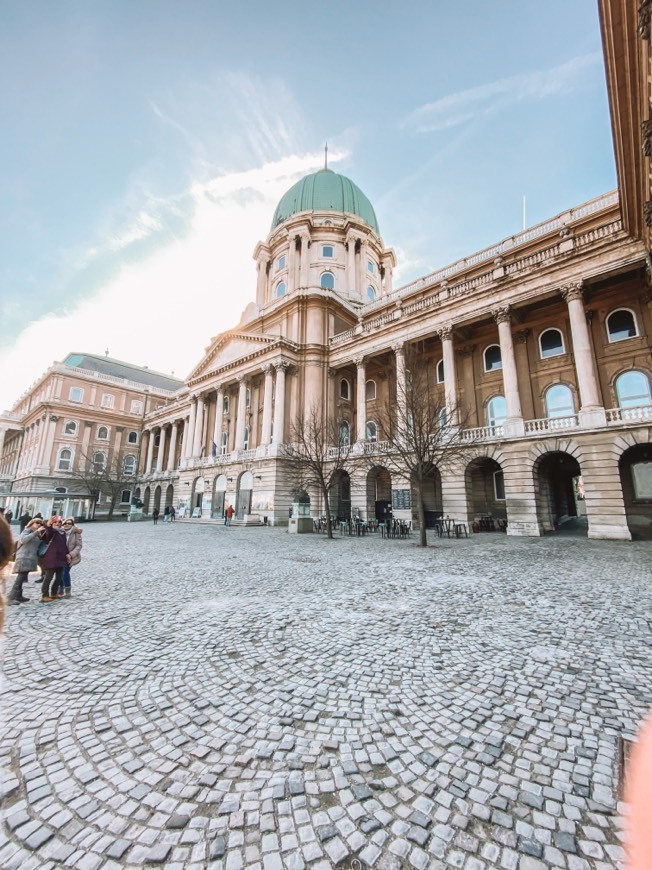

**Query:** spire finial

left=324, top=142, right=328, bottom=170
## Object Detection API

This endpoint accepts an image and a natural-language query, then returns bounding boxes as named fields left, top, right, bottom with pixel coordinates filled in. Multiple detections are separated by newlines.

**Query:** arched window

left=484, top=345, right=502, bottom=372
left=340, top=379, right=350, bottom=400
left=539, top=329, right=565, bottom=359
left=275, top=282, right=286, bottom=298
left=57, top=448, right=73, bottom=472
left=276, top=254, right=286, bottom=270
left=365, top=380, right=376, bottom=401
left=615, top=371, right=652, bottom=408
left=223, top=395, right=230, bottom=415
left=127, top=431, right=139, bottom=444
left=487, top=396, right=507, bottom=427
left=436, top=360, right=445, bottom=384
left=64, top=420, right=77, bottom=436
left=545, top=384, right=575, bottom=418
left=244, top=427, right=250, bottom=450
left=366, top=286, right=376, bottom=302
left=220, top=431, right=228, bottom=454
left=123, top=455, right=137, bottom=476
left=320, top=272, right=335, bottom=290
left=97, top=426, right=109, bottom=440
left=92, top=452, right=106, bottom=473
left=366, top=421, right=378, bottom=442
left=339, top=421, right=350, bottom=446
left=607, top=309, right=638, bottom=342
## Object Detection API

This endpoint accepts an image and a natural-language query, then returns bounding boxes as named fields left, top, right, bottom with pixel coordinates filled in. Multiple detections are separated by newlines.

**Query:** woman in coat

left=9, top=517, right=44, bottom=605
left=61, top=519, right=82, bottom=598
left=39, top=516, right=71, bottom=602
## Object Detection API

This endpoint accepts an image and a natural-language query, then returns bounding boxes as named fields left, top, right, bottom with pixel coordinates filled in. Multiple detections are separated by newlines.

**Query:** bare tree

left=372, top=346, right=475, bottom=546
left=69, top=448, right=137, bottom=519
left=281, top=405, right=358, bottom=539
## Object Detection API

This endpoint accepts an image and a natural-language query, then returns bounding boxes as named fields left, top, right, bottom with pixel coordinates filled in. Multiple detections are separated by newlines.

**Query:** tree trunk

left=322, top=486, right=334, bottom=539
left=416, top=487, right=427, bottom=547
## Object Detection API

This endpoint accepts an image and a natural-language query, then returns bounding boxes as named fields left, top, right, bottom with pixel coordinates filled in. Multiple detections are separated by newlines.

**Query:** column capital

left=392, top=341, right=405, bottom=355
left=560, top=281, right=584, bottom=303
left=274, top=359, right=290, bottom=373
left=639, top=0, right=652, bottom=39
left=492, top=305, right=512, bottom=325
left=514, top=329, right=531, bottom=345
left=50, top=414, right=60, bottom=423
left=237, top=375, right=250, bottom=386
left=263, top=364, right=274, bottom=376
left=354, top=355, right=366, bottom=368
left=437, top=324, right=455, bottom=342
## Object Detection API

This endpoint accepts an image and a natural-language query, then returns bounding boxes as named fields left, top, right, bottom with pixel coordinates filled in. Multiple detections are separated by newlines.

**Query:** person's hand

left=66, top=554, right=72, bottom=563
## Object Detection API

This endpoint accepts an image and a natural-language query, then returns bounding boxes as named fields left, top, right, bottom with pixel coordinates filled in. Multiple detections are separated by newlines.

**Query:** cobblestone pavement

left=1, top=522, right=651, bottom=870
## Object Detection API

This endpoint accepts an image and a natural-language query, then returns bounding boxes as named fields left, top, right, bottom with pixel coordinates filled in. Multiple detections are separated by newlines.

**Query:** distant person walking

left=8, top=517, right=43, bottom=605
left=61, top=519, right=82, bottom=598
left=163, top=506, right=170, bottom=523
left=225, top=504, right=235, bottom=526
left=169, top=506, right=176, bottom=522
left=152, top=507, right=160, bottom=525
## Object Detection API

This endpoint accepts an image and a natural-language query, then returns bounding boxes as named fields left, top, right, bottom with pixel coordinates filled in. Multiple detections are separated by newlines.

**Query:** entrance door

left=213, top=492, right=225, bottom=519
left=238, top=489, right=252, bottom=518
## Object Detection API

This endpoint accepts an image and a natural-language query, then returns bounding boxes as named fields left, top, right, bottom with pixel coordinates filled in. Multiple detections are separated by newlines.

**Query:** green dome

left=271, top=169, right=379, bottom=233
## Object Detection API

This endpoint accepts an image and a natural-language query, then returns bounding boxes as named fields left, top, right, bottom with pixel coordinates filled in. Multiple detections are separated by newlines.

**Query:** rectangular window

left=69, top=387, right=84, bottom=403
left=367, top=260, right=375, bottom=273
left=322, top=245, right=334, bottom=258
left=493, top=470, right=505, bottom=500
left=277, top=255, right=286, bottom=269
left=121, top=489, right=132, bottom=504
left=130, top=400, right=143, bottom=414
left=101, top=393, right=115, bottom=408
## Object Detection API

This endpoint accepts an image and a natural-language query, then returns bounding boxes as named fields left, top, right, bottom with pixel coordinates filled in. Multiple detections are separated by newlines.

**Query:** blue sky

left=0, top=0, right=615, bottom=410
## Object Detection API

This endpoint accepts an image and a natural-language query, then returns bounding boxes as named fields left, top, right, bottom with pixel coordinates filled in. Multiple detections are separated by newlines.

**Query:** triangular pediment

left=188, top=332, right=279, bottom=381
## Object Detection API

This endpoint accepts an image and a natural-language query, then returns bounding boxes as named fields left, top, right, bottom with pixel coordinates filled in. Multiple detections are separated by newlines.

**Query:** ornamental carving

left=492, top=306, right=511, bottom=324
left=514, top=329, right=531, bottom=344
left=642, top=119, right=652, bottom=156
left=437, top=325, right=454, bottom=342
left=457, top=344, right=476, bottom=357
left=644, top=200, right=652, bottom=227
left=638, top=0, right=652, bottom=39
left=560, top=282, right=584, bottom=303
left=353, top=356, right=366, bottom=368
left=392, top=342, right=405, bottom=355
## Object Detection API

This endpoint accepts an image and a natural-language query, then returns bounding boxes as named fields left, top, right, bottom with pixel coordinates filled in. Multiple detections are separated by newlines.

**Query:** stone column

left=212, top=386, right=224, bottom=454
left=261, top=366, right=274, bottom=445
left=382, top=257, right=394, bottom=295
left=167, top=421, right=179, bottom=471
left=256, top=257, right=268, bottom=306
left=192, top=397, right=205, bottom=458
left=355, top=357, right=366, bottom=441
left=493, top=307, right=524, bottom=435
left=235, top=378, right=248, bottom=451
left=156, top=425, right=167, bottom=473
left=347, top=236, right=357, bottom=295
left=287, top=235, right=297, bottom=294
left=273, top=362, right=288, bottom=445
left=145, top=428, right=155, bottom=473
left=179, top=417, right=189, bottom=463
left=393, top=342, right=407, bottom=419
left=561, top=283, right=605, bottom=425
left=299, top=233, right=310, bottom=288
left=81, top=421, right=93, bottom=470
left=357, top=241, right=367, bottom=300
left=114, top=427, right=124, bottom=472
left=438, top=325, right=459, bottom=425
left=185, top=398, right=197, bottom=458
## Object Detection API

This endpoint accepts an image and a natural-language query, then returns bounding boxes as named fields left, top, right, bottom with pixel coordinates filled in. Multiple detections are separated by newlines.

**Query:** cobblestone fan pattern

left=1, top=524, right=650, bottom=870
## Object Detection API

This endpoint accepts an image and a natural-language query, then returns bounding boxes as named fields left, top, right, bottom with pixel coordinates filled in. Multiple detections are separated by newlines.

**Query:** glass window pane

left=540, top=329, right=564, bottom=358
left=545, top=384, right=575, bottom=418
left=322, top=246, right=333, bottom=257
left=615, top=371, right=651, bottom=408
left=487, top=396, right=507, bottom=426
left=608, top=310, right=637, bottom=341
left=320, top=272, right=335, bottom=290
left=484, top=346, right=502, bottom=371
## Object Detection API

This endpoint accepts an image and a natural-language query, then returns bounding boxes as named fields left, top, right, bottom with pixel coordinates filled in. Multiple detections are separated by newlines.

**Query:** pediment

left=189, top=332, right=278, bottom=380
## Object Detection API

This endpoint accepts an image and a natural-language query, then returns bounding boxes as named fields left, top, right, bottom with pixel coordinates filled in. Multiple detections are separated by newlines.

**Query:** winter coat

left=65, top=527, right=83, bottom=566
left=40, top=526, right=69, bottom=569
left=12, top=528, right=41, bottom=574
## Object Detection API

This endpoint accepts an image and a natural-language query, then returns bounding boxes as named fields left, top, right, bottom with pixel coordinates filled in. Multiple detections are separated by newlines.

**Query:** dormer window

left=322, top=245, right=334, bottom=258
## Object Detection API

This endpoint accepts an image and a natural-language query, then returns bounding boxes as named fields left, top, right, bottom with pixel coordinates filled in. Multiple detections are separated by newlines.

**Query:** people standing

left=39, top=517, right=70, bottom=602
left=225, top=504, right=235, bottom=526
left=152, top=507, right=160, bottom=525
left=61, top=519, right=82, bottom=598
left=4, top=509, right=13, bottom=525
left=8, top=517, right=43, bottom=605
left=163, top=506, right=170, bottom=523
left=169, top=506, right=176, bottom=522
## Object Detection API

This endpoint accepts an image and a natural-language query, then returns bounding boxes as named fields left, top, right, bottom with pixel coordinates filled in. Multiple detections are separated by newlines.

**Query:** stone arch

left=191, top=477, right=205, bottom=515
left=329, top=469, right=351, bottom=521
left=236, top=470, right=254, bottom=519
left=212, top=473, right=228, bottom=519
left=615, top=428, right=652, bottom=539
left=153, top=485, right=162, bottom=513
left=143, top=486, right=151, bottom=513
left=531, top=443, right=584, bottom=534
left=366, top=465, right=392, bottom=521
left=464, top=453, right=507, bottom=524
left=165, top=484, right=174, bottom=509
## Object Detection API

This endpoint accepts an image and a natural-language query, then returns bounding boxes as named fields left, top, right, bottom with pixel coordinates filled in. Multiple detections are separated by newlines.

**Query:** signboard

left=391, top=489, right=412, bottom=510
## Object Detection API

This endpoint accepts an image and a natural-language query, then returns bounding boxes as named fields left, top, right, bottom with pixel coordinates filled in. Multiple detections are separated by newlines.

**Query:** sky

left=0, top=0, right=616, bottom=412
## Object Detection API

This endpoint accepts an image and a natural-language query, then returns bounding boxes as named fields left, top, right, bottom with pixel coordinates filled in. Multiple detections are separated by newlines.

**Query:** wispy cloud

left=400, top=53, right=601, bottom=134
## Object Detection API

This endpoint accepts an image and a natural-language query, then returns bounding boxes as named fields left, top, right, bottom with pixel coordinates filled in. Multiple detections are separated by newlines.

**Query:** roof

left=271, top=169, right=379, bottom=233
left=63, top=353, right=183, bottom=392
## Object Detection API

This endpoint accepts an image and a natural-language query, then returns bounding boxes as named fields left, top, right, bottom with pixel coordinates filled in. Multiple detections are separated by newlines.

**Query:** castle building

left=1, top=0, right=651, bottom=537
